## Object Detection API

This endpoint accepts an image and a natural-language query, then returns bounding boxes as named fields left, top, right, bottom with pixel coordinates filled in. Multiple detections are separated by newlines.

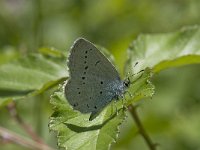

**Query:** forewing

left=65, top=38, right=121, bottom=114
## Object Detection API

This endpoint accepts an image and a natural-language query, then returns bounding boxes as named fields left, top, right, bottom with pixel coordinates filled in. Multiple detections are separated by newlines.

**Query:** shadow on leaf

left=64, top=111, right=118, bottom=133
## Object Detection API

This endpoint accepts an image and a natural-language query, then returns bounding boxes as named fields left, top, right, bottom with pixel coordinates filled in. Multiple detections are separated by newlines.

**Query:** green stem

left=7, top=102, right=44, bottom=144
left=128, top=104, right=157, bottom=150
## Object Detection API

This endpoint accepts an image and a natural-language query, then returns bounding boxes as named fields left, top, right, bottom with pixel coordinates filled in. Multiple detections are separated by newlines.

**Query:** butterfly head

left=123, top=77, right=131, bottom=88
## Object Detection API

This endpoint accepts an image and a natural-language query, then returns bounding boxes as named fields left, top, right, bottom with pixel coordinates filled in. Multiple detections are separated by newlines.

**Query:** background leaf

left=0, top=54, right=68, bottom=106
left=126, top=26, right=200, bottom=74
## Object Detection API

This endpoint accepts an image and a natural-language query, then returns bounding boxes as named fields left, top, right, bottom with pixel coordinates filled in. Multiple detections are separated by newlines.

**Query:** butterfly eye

left=124, top=78, right=130, bottom=87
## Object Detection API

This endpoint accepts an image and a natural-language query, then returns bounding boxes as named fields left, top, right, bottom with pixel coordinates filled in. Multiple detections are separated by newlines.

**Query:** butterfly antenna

left=125, top=61, right=144, bottom=78
left=134, top=61, right=139, bottom=67
left=125, top=61, right=145, bottom=86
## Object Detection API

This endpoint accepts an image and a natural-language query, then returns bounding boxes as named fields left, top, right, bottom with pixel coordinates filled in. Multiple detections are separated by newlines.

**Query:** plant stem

left=7, top=102, right=44, bottom=144
left=0, top=126, right=55, bottom=150
left=128, top=104, right=157, bottom=150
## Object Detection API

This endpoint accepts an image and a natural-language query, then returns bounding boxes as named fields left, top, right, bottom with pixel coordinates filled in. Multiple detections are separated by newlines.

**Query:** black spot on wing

left=73, top=103, right=78, bottom=107
left=95, top=60, right=100, bottom=66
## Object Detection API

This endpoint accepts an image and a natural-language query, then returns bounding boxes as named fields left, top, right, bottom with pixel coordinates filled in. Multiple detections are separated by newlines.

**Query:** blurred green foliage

left=0, top=0, right=200, bottom=150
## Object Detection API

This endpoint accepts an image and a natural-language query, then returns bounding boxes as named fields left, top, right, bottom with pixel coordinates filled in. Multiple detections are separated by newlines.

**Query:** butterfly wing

left=65, top=38, right=124, bottom=119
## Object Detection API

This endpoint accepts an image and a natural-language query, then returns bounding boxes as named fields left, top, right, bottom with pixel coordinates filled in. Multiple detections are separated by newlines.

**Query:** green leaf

left=0, top=54, right=68, bottom=106
left=126, top=26, right=200, bottom=74
left=49, top=87, right=126, bottom=150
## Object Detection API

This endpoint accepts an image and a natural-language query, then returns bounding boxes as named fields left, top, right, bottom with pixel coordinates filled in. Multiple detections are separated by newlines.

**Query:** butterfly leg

left=121, top=95, right=128, bottom=111
left=120, top=95, right=125, bottom=106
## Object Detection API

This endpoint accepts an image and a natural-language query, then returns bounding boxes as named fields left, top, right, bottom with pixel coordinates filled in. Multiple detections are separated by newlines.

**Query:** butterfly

left=64, top=38, right=130, bottom=120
